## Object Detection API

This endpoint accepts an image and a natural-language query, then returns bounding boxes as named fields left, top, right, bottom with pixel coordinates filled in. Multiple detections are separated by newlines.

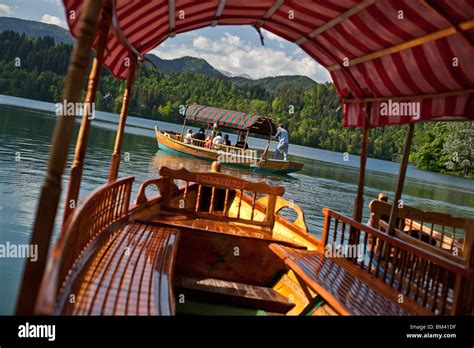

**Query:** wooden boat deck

left=149, top=213, right=305, bottom=249
left=156, top=129, right=304, bottom=174
left=64, top=222, right=180, bottom=315
left=270, top=244, right=417, bottom=316
left=175, top=275, right=295, bottom=313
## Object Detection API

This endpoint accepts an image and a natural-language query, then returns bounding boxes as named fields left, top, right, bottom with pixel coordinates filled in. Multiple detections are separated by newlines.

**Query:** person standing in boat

left=193, top=128, right=206, bottom=147
left=272, top=123, right=289, bottom=161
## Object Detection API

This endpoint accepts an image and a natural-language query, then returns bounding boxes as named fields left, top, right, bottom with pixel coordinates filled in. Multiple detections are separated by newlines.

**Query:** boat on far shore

left=155, top=104, right=304, bottom=174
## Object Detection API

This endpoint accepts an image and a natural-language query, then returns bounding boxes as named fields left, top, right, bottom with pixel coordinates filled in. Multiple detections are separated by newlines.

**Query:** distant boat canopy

left=63, top=0, right=474, bottom=129
left=184, top=104, right=277, bottom=136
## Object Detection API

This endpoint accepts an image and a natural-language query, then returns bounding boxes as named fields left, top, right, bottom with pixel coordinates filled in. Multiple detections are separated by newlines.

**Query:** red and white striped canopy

left=63, top=0, right=474, bottom=128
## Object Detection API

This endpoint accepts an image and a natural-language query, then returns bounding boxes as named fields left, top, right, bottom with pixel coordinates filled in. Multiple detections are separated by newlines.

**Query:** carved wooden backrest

left=146, top=166, right=285, bottom=228
left=369, top=200, right=473, bottom=261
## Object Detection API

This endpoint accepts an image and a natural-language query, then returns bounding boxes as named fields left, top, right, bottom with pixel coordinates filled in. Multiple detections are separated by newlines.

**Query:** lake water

left=0, top=95, right=473, bottom=314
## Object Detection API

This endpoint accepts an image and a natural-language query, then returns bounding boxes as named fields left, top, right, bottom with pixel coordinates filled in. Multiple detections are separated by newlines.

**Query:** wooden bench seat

left=175, top=275, right=295, bottom=313
left=150, top=214, right=306, bottom=249
left=65, top=222, right=180, bottom=315
left=269, top=244, right=431, bottom=315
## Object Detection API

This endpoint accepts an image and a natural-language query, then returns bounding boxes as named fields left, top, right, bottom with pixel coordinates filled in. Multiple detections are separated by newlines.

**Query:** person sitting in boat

left=223, top=134, right=231, bottom=148
left=212, top=132, right=225, bottom=150
left=235, top=135, right=249, bottom=151
left=272, top=123, right=289, bottom=161
left=204, top=131, right=215, bottom=149
left=192, top=128, right=206, bottom=147
left=184, top=129, right=193, bottom=144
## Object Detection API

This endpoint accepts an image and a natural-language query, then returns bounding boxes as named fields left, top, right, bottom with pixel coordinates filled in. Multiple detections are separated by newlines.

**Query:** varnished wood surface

left=272, top=271, right=319, bottom=315
left=270, top=244, right=415, bottom=315
left=175, top=275, right=295, bottom=313
left=109, top=56, right=137, bottom=182
left=62, top=5, right=112, bottom=224
left=148, top=214, right=305, bottom=249
left=36, top=176, right=134, bottom=314
left=320, top=208, right=474, bottom=315
left=156, top=130, right=304, bottom=173
left=16, top=0, right=102, bottom=315
left=174, top=226, right=287, bottom=287
left=157, top=166, right=283, bottom=229
left=369, top=199, right=470, bottom=254
left=63, top=222, right=180, bottom=315
left=159, top=166, right=285, bottom=196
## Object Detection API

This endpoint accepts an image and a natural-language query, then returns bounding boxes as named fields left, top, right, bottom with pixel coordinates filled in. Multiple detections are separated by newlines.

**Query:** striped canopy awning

left=63, top=0, right=474, bottom=128
left=184, top=104, right=276, bottom=135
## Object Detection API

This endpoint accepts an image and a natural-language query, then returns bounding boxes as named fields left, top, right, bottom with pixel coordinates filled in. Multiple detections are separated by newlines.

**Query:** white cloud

left=193, top=36, right=209, bottom=49
left=263, top=29, right=285, bottom=42
left=41, top=0, right=61, bottom=4
left=41, top=14, right=65, bottom=27
left=0, top=4, right=12, bottom=16
left=152, top=32, right=331, bottom=82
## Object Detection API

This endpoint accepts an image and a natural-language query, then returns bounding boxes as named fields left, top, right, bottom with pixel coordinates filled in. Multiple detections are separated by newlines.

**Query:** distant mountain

left=218, top=70, right=253, bottom=80
left=0, top=17, right=318, bottom=95
left=218, top=69, right=233, bottom=77
left=0, top=17, right=73, bottom=44
left=232, top=73, right=253, bottom=80
left=234, top=75, right=317, bottom=95
left=145, top=54, right=224, bottom=77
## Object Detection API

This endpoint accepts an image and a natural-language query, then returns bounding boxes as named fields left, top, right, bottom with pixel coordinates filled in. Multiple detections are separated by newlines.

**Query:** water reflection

left=0, top=104, right=473, bottom=314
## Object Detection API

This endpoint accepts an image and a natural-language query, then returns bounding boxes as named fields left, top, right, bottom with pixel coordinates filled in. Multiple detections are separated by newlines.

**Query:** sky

left=0, top=0, right=331, bottom=82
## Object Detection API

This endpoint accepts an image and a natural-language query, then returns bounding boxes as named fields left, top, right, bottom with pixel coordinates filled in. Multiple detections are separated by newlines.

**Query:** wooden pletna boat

left=155, top=104, right=304, bottom=174
left=15, top=0, right=473, bottom=316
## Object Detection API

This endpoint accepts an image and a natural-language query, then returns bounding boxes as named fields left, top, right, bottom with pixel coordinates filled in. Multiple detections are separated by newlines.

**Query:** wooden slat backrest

left=36, top=176, right=134, bottom=314
left=321, top=208, right=474, bottom=315
left=157, top=166, right=284, bottom=228
left=369, top=200, right=472, bottom=257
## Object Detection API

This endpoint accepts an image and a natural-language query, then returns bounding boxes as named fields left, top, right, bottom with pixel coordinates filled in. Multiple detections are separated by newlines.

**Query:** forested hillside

left=0, top=30, right=472, bottom=177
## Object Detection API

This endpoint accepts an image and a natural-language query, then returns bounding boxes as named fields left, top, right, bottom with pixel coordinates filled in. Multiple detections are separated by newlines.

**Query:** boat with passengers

left=15, top=0, right=474, bottom=316
left=156, top=104, right=304, bottom=174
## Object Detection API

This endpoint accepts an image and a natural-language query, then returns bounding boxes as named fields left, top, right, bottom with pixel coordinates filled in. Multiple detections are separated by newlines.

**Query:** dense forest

left=0, top=31, right=472, bottom=177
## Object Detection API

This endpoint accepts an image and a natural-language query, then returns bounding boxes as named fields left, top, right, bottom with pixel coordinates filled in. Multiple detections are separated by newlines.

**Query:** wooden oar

left=258, top=139, right=271, bottom=165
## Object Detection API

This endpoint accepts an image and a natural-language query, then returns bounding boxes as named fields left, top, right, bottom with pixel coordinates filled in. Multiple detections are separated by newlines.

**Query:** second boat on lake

left=155, top=104, right=304, bottom=174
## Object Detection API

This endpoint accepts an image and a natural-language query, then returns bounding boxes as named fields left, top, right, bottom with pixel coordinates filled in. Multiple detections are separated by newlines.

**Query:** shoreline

left=1, top=94, right=472, bottom=192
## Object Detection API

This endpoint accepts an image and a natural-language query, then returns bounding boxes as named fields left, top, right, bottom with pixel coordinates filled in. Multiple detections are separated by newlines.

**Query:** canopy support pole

left=109, top=56, right=137, bottom=182
left=62, top=7, right=112, bottom=225
left=244, top=129, right=250, bottom=150
left=15, top=0, right=101, bottom=315
left=180, top=118, right=187, bottom=141
left=353, top=103, right=371, bottom=223
left=386, top=123, right=414, bottom=235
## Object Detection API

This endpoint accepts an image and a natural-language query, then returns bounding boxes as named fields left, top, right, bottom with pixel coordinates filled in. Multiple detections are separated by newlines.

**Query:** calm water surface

left=0, top=96, right=473, bottom=314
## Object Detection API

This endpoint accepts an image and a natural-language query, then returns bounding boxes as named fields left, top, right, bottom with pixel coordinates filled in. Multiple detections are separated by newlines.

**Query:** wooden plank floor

left=175, top=275, right=295, bottom=313
left=67, top=222, right=180, bottom=315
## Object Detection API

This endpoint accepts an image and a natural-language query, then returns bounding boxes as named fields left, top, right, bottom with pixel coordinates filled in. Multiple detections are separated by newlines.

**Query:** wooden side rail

left=256, top=195, right=308, bottom=233
left=379, top=220, right=464, bottom=264
left=166, top=131, right=257, bottom=153
left=269, top=244, right=424, bottom=315
left=135, top=177, right=171, bottom=205
left=156, top=166, right=284, bottom=229
left=369, top=200, right=472, bottom=255
left=321, top=208, right=474, bottom=315
left=36, top=176, right=134, bottom=314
